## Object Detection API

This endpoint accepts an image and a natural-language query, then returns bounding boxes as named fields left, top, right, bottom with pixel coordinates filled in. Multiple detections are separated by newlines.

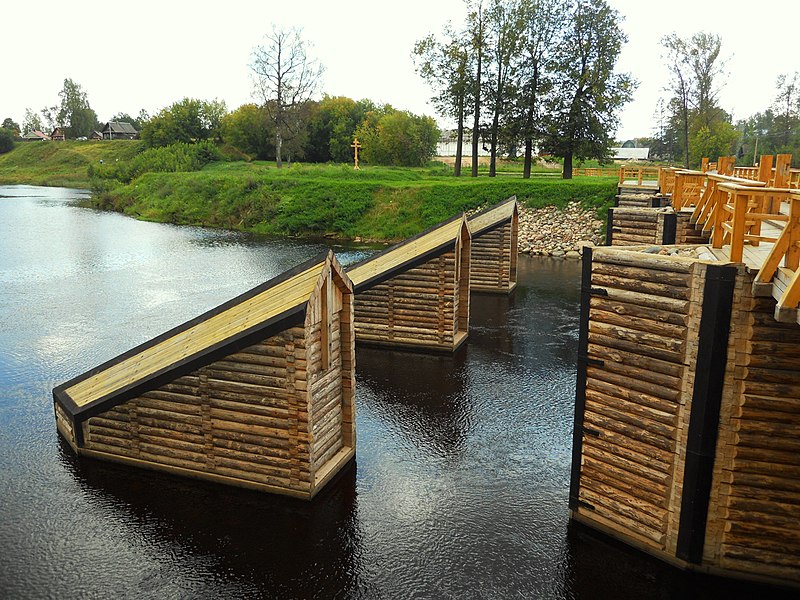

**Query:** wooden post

left=701, top=158, right=709, bottom=172
left=774, top=153, right=792, bottom=188
left=757, top=154, right=773, bottom=183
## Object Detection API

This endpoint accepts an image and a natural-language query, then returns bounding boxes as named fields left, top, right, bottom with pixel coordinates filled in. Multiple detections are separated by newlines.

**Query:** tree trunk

left=471, top=10, right=483, bottom=178
left=563, top=153, right=573, bottom=179
left=681, top=99, right=689, bottom=169
left=523, top=138, right=533, bottom=179
left=276, top=131, right=283, bottom=168
left=489, top=113, right=498, bottom=177
left=455, top=93, right=464, bottom=177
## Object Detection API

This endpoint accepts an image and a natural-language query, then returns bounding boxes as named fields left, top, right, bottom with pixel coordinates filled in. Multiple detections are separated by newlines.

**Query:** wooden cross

left=351, top=137, right=361, bottom=170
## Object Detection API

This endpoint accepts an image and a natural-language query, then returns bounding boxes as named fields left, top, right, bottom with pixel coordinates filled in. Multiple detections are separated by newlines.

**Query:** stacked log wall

left=80, top=328, right=317, bottom=497
left=471, top=220, right=516, bottom=293
left=575, top=249, right=704, bottom=552
left=354, top=250, right=461, bottom=351
left=675, top=211, right=711, bottom=245
left=608, top=208, right=661, bottom=246
left=703, top=275, right=800, bottom=585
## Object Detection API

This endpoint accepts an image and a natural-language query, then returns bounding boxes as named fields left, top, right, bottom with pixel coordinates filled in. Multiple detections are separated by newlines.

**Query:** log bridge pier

left=53, top=198, right=519, bottom=499
left=572, top=157, right=800, bottom=589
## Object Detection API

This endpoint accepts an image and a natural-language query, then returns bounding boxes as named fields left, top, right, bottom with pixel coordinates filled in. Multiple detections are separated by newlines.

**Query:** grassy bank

left=90, top=161, right=617, bottom=240
left=0, top=140, right=144, bottom=187
left=0, top=142, right=617, bottom=241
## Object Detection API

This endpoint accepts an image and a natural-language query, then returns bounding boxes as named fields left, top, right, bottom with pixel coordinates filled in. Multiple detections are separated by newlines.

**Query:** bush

left=91, top=140, right=223, bottom=183
left=0, top=128, right=14, bottom=154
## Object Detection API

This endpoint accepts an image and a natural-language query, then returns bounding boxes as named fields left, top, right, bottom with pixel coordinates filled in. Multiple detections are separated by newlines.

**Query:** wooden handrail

left=618, top=165, right=659, bottom=185
left=672, top=170, right=705, bottom=210
left=714, top=184, right=791, bottom=262
left=753, top=191, right=800, bottom=312
left=691, top=174, right=765, bottom=233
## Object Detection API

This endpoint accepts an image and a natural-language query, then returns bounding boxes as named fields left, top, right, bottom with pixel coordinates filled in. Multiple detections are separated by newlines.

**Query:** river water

left=0, top=186, right=792, bottom=599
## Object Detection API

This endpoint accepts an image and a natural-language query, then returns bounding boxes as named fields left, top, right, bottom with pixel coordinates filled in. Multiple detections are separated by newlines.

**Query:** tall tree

left=687, top=32, right=725, bottom=129
left=56, top=78, right=99, bottom=138
left=515, top=0, right=564, bottom=178
left=2, top=118, right=20, bottom=136
left=542, top=0, right=634, bottom=179
left=413, top=26, right=472, bottom=176
left=773, top=72, right=799, bottom=151
left=485, top=0, right=521, bottom=177
left=250, top=25, right=324, bottom=168
left=466, top=1, right=487, bottom=177
left=661, top=34, right=691, bottom=167
left=22, top=109, right=43, bottom=135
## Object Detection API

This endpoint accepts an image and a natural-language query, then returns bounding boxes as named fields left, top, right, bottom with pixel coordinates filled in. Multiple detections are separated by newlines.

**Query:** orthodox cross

left=351, top=137, right=362, bottom=170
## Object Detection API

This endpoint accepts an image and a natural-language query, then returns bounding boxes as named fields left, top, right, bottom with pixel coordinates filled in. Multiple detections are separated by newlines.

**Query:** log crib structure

left=346, top=214, right=472, bottom=353
left=53, top=251, right=356, bottom=500
left=467, top=196, right=519, bottom=294
left=573, top=158, right=800, bottom=588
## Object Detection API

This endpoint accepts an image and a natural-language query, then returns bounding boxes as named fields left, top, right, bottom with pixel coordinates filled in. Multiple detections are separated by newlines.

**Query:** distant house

left=610, top=147, right=650, bottom=161
left=90, top=130, right=103, bottom=140
left=51, top=127, right=66, bottom=141
left=22, top=130, right=50, bottom=141
left=101, top=121, right=138, bottom=140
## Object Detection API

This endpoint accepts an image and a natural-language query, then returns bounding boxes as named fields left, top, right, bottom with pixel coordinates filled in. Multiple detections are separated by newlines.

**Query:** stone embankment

left=518, top=201, right=605, bottom=259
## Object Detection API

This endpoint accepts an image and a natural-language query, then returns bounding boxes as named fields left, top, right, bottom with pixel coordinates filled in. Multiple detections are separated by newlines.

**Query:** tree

left=413, top=25, right=472, bottom=176
left=466, top=1, right=487, bottom=177
left=22, top=109, right=43, bottom=135
left=0, top=128, right=14, bottom=153
left=2, top=118, right=20, bottom=136
left=305, top=96, right=374, bottom=163
left=140, top=98, right=227, bottom=147
left=542, top=0, right=634, bottom=179
left=484, top=0, right=521, bottom=177
left=250, top=25, right=324, bottom=168
left=355, top=106, right=439, bottom=167
left=56, top=78, right=99, bottom=138
left=221, top=103, right=274, bottom=159
left=515, top=0, right=564, bottom=178
left=110, top=110, right=149, bottom=132
left=661, top=34, right=691, bottom=167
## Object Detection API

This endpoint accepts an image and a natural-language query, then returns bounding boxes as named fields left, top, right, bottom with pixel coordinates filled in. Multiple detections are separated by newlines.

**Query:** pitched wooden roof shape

left=346, top=213, right=469, bottom=292
left=101, top=121, right=138, bottom=134
left=468, top=196, right=518, bottom=237
left=54, top=250, right=351, bottom=429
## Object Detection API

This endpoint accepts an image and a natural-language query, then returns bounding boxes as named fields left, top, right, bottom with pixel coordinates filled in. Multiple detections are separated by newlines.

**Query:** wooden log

left=593, top=249, right=695, bottom=273
left=588, top=321, right=685, bottom=354
left=592, top=274, right=692, bottom=300
left=586, top=398, right=676, bottom=440
left=583, top=433, right=672, bottom=474
left=589, top=297, right=689, bottom=327
left=578, top=487, right=666, bottom=545
left=584, top=410, right=675, bottom=453
left=590, top=309, right=687, bottom=341
left=587, top=343, right=684, bottom=378
left=588, top=331, right=683, bottom=364
left=587, top=366, right=681, bottom=403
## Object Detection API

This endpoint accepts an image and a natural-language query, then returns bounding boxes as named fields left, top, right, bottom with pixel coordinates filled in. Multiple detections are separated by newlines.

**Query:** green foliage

left=221, top=104, right=273, bottom=159
left=57, top=78, right=100, bottom=138
left=141, top=98, right=227, bottom=147
left=2, top=118, right=20, bottom=136
left=689, top=123, right=738, bottom=168
left=22, top=109, right=43, bottom=135
left=305, top=96, right=375, bottom=162
left=0, top=129, right=15, bottom=154
left=91, top=140, right=222, bottom=184
left=356, top=108, right=440, bottom=167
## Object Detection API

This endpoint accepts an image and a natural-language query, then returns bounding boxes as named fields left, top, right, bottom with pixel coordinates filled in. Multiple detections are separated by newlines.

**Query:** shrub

left=0, top=128, right=14, bottom=154
left=91, top=140, right=223, bottom=183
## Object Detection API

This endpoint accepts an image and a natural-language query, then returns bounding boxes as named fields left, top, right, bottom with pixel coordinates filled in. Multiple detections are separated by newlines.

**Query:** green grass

left=0, top=140, right=144, bottom=187
left=0, top=143, right=617, bottom=240
left=89, top=161, right=617, bottom=241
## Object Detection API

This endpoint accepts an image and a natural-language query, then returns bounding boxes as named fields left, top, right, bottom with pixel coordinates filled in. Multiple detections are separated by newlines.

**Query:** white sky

left=3, top=0, right=799, bottom=141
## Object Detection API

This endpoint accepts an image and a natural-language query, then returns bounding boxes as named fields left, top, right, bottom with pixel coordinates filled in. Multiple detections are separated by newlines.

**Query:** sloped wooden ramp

left=347, top=214, right=471, bottom=352
left=54, top=251, right=355, bottom=500
left=468, top=196, right=518, bottom=294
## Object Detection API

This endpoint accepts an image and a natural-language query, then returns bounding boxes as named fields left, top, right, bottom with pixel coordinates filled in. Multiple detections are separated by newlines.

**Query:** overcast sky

left=3, top=0, right=799, bottom=141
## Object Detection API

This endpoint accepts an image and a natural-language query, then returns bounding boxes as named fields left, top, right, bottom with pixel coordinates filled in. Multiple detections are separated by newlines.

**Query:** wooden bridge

left=572, top=155, right=800, bottom=589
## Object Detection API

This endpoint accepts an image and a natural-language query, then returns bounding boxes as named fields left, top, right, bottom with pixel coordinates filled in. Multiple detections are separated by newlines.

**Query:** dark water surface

left=0, top=186, right=793, bottom=599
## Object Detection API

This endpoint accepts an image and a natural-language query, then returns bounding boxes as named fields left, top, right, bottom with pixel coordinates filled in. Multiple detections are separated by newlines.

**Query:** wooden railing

left=691, top=173, right=765, bottom=235
left=658, top=167, right=677, bottom=195
left=752, top=190, right=800, bottom=314
left=672, top=169, right=706, bottom=210
left=573, top=167, right=618, bottom=177
left=713, top=184, right=790, bottom=262
left=618, top=165, right=659, bottom=185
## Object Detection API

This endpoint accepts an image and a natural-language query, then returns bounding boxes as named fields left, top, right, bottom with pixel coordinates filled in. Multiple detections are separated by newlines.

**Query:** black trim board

left=569, top=248, right=593, bottom=511
left=662, top=212, right=678, bottom=245
left=675, top=264, right=737, bottom=564
left=54, top=307, right=307, bottom=446
left=605, top=208, right=615, bottom=246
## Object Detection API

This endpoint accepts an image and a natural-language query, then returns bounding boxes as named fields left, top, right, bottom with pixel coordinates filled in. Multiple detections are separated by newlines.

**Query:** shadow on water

left=56, top=437, right=372, bottom=599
